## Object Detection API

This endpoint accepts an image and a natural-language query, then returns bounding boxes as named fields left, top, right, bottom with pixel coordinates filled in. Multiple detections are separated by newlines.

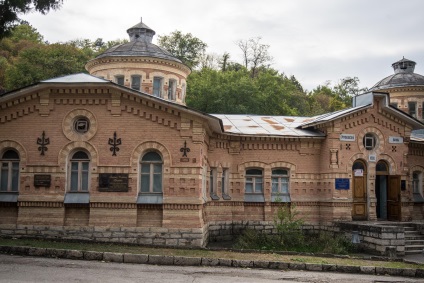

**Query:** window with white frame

left=181, top=83, right=186, bottom=102
left=363, top=133, right=377, bottom=150
left=140, top=152, right=163, bottom=193
left=0, top=150, right=19, bottom=192
left=245, top=169, right=263, bottom=194
left=168, top=79, right=177, bottom=100
left=153, top=77, right=163, bottom=97
left=69, top=151, right=90, bottom=192
left=413, top=171, right=422, bottom=195
left=115, top=75, right=125, bottom=86
left=271, top=169, right=290, bottom=202
left=131, top=75, right=141, bottom=91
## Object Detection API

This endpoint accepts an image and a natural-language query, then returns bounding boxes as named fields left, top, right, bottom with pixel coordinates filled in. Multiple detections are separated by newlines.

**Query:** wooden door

left=352, top=175, right=367, bottom=220
left=387, top=176, right=401, bottom=221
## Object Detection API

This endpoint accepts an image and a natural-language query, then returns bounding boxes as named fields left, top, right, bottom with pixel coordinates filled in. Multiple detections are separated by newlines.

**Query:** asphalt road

left=0, top=254, right=422, bottom=283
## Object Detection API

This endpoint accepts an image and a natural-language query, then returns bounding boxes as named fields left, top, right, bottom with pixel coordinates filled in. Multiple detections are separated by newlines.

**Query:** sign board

left=369, top=154, right=376, bottom=162
left=354, top=169, right=363, bottom=177
left=99, top=173, right=129, bottom=192
left=335, top=178, right=350, bottom=190
left=34, top=174, right=51, bottom=187
left=389, top=136, right=403, bottom=144
left=340, top=134, right=355, bottom=141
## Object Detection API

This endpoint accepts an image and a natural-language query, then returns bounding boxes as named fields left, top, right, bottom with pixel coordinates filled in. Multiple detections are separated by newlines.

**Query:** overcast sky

left=21, top=0, right=424, bottom=91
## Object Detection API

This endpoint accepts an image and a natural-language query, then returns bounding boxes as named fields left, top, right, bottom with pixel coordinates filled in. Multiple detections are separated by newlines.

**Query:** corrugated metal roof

left=212, top=114, right=325, bottom=137
left=42, top=73, right=108, bottom=83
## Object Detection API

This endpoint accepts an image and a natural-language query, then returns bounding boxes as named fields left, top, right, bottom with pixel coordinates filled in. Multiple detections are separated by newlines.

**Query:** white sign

left=369, top=154, right=376, bottom=162
left=389, top=136, right=403, bottom=144
left=354, top=169, right=363, bottom=177
left=340, top=134, right=355, bottom=141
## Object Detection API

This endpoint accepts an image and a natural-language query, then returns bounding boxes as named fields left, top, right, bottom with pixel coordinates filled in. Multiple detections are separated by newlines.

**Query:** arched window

left=0, top=150, right=19, bottom=192
left=376, top=160, right=389, bottom=175
left=272, top=169, right=290, bottom=201
left=70, top=151, right=90, bottom=192
left=140, top=152, right=163, bottom=193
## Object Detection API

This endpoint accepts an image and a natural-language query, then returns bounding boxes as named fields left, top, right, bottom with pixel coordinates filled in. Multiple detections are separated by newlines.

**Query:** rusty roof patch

left=224, top=125, right=233, bottom=130
left=271, top=125, right=285, bottom=130
left=284, top=118, right=294, bottom=122
left=261, top=117, right=278, bottom=124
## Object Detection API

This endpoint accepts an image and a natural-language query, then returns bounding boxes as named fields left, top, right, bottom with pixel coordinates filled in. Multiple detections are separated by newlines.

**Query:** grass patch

left=0, top=237, right=423, bottom=270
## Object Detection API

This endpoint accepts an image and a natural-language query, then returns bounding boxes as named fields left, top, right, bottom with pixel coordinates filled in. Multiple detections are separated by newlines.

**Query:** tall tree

left=0, top=0, right=63, bottom=39
left=157, top=30, right=207, bottom=69
left=236, top=37, right=273, bottom=78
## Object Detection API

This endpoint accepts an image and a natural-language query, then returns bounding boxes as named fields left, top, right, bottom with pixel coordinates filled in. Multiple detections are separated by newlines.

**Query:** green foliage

left=157, top=30, right=207, bottom=69
left=5, top=43, right=90, bottom=90
left=0, top=0, right=63, bottom=39
left=234, top=201, right=354, bottom=254
left=273, top=203, right=304, bottom=247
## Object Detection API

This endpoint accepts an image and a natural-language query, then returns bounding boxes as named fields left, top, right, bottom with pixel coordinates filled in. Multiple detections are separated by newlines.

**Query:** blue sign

left=335, top=178, right=350, bottom=190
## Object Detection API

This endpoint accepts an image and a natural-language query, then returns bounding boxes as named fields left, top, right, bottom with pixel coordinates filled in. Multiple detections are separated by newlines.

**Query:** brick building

left=0, top=19, right=423, bottom=248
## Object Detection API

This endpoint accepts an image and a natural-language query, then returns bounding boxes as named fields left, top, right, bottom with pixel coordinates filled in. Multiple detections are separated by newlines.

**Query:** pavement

left=404, top=253, right=424, bottom=264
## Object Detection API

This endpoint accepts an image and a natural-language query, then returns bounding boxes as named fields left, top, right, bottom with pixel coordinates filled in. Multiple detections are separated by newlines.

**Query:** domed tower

left=85, top=18, right=191, bottom=105
left=371, top=57, right=424, bottom=121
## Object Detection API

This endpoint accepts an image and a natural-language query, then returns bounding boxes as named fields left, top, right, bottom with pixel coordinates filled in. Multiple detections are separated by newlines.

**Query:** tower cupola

left=126, top=17, right=156, bottom=43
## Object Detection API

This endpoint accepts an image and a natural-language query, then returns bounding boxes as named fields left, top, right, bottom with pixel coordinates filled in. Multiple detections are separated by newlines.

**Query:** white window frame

left=271, top=169, right=290, bottom=202
left=140, top=152, right=163, bottom=194
left=69, top=151, right=90, bottom=192
left=364, top=133, right=376, bottom=150
left=245, top=169, right=263, bottom=194
left=0, top=150, right=19, bottom=192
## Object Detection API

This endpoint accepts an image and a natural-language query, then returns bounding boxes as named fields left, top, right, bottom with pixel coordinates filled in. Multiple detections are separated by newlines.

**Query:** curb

left=0, top=245, right=423, bottom=278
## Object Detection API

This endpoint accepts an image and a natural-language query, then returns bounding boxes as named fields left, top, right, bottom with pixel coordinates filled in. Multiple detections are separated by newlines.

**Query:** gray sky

left=21, top=0, right=424, bottom=91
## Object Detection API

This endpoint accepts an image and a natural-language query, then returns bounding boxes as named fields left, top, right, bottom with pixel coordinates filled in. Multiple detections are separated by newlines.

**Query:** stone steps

left=403, top=225, right=424, bottom=255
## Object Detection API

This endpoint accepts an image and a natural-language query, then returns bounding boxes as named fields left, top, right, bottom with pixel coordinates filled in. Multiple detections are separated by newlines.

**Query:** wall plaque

left=340, top=134, right=355, bottom=141
left=335, top=178, right=350, bottom=190
left=389, top=136, right=403, bottom=144
left=34, top=174, right=51, bottom=187
left=99, top=173, right=129, bottom=192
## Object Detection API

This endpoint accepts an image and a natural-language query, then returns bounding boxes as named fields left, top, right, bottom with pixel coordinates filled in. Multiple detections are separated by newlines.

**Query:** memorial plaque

left=34, top=174, right=51, bottom=187
left=99, top=173, right=129, bottom=192
left=335, top=178, right=350, bottom=190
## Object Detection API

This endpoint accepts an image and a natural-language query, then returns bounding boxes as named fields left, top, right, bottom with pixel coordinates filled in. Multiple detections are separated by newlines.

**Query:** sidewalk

left=404, top=253, right=424, bottom=264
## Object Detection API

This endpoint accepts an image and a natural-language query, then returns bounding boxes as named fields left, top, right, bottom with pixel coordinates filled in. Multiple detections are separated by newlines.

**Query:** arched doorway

left=352, top=160, right=367, bottom=220
left=375, top=160, right=389, bottom=220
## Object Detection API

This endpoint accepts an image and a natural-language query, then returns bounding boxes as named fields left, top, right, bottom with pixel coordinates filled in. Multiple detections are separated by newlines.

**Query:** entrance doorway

left=375, top=160, right=401, bottom=221
left=352, top=160, right=367, bottom=220
left=375, top=160, right=388, bottom=220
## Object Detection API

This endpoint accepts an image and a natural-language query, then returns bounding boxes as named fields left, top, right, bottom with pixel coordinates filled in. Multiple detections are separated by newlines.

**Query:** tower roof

left=371, top=57, right=424, bottom=90
left=94, top=18, right=182, bottom=64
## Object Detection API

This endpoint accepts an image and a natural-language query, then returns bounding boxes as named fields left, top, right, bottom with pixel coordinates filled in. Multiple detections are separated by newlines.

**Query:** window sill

left=210, top=194, right=220, bottom=200
left=271, top=194, right=291, bottom=202
left=137, top=193, right=163, bottom=204
left=0, top=192, right=18, bottom=202
left=222, top=194, right=231, bottom=200
left=413, top=193, right=424, bottom=203
left=244, top=194, right=264, bottom=203
left=64, top=192, right=90, bottom=204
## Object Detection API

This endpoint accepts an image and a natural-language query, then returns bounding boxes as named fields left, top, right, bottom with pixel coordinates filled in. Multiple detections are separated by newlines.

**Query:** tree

left=0, top=0, right=63, bottom=39
left=5, top=43, right=90, bottom=90
left=157, top=30, right=207, bottom=69
left=236, top=37, right=273, bottom=78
